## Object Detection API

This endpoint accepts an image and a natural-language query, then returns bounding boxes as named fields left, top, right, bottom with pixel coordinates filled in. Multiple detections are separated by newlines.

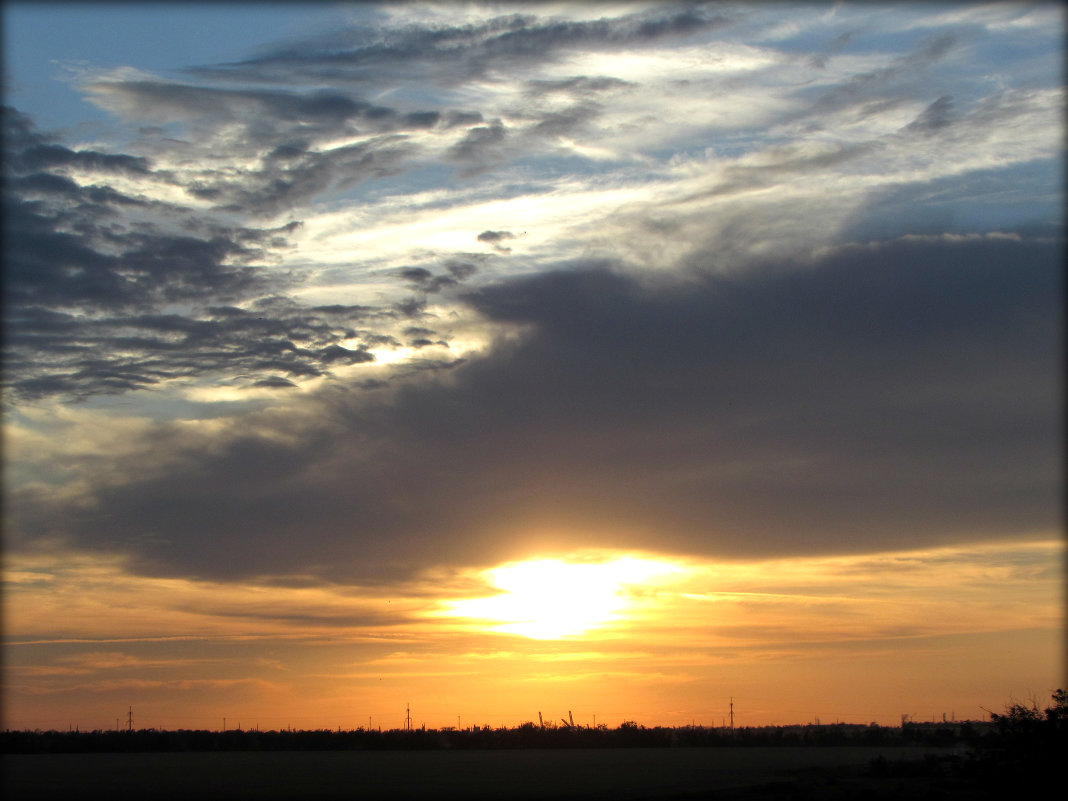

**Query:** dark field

left=3, top=746, right=978, bottom=800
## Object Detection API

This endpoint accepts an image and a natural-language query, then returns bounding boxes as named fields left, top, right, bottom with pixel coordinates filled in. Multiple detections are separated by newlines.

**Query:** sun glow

left=440, top=556, right=688, bottom=639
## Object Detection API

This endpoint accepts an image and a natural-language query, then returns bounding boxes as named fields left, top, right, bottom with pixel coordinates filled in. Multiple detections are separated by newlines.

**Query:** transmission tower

left=126, top=706, right=133, bottom=732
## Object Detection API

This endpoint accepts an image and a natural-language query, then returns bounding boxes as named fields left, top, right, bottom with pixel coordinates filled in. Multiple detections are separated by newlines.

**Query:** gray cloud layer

left=8, top=235, right=1060, bottom=582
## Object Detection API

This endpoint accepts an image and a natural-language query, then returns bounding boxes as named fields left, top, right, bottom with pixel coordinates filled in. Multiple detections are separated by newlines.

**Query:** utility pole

left=406, top=703, right=412, bottom=731
left=127, top=706, right=133, bottom=732
left=729, top=698, right=734, bottom=731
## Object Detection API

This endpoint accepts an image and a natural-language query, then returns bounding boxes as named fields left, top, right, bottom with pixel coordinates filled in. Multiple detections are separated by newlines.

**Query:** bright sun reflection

left=440, top=556, right=687, bottom=639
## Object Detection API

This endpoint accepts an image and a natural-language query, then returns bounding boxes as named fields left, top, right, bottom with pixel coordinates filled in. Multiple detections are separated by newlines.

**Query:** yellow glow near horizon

left=439, top=556, right=688, bottom=639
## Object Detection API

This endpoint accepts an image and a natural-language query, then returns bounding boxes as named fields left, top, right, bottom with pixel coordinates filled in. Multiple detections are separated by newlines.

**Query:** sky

left=2, top=1, right=1063, bottom=732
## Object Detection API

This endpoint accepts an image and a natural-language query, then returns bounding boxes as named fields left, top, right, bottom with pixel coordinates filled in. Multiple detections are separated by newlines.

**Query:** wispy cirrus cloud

left=186, top=6, right=729, bottom=88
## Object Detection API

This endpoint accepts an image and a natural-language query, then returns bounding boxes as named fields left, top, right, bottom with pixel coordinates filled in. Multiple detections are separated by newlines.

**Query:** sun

left=440, top=555, right=686, bottom=639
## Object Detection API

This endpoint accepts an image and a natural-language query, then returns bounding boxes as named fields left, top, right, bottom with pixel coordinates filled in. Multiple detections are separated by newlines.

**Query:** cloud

left=86, top=81, right=432, bottom=142
left=904, top=94, right=956, bottom=133
left=187, top=7, right=731, bottom=89
left=524, top=76, right=633, bottom=98
left=806, top=32, right=959, bottom=116
left=253, top=377, right=298, bottom=389
left=1, top=108, right=419, bottom=402
left=202, top=136, right=417, bottom=218
left=399, top=267, right=458, bottom=293
left=83, top=81, right=430, bottom=215
left=7, top=234, right=1059, bottom=584
left=477, top=230, right=517, bottom=253
left=448, top=119, right=507, bottom=166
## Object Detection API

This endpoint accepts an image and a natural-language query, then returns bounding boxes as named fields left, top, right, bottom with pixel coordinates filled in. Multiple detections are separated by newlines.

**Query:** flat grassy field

left=2, top=745, right=971, bottom=800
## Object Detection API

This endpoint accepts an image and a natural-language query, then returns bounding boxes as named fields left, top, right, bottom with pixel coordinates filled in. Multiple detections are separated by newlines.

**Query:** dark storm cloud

left=188, top=6, right=730, bottom=88
left=1, top=108, right=395, bottom=402
left=9, top=235, right=1059, bottom=582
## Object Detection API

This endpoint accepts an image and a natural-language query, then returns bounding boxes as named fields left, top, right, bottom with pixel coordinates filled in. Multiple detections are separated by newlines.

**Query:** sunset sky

left=2, top=1, right=1063, bottom=733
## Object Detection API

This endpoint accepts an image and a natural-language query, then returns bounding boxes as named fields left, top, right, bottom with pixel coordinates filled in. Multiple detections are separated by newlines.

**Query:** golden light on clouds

left=2, top=539, right=1062, bottom=730
left=437, top=556, right=689, bottom=639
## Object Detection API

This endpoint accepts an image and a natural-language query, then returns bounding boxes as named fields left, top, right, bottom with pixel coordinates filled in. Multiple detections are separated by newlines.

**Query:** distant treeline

left=0, top=719, right=990, bottom=754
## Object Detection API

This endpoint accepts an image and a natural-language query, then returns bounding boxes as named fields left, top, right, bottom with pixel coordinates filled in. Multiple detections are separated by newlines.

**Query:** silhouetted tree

left=973, top=689, right=1066, bottom=794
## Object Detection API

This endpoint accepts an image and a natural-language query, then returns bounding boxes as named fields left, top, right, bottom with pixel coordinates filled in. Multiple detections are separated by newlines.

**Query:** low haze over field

left=2, top=1, right=1063, bottom=732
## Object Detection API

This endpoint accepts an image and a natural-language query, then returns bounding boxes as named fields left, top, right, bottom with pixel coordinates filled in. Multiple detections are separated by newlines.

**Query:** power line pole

left=729, top=698, right=734, bottom=731
left=406, top=703, right=412, bottom=731
left=127, top=706, right=133, bottom=732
